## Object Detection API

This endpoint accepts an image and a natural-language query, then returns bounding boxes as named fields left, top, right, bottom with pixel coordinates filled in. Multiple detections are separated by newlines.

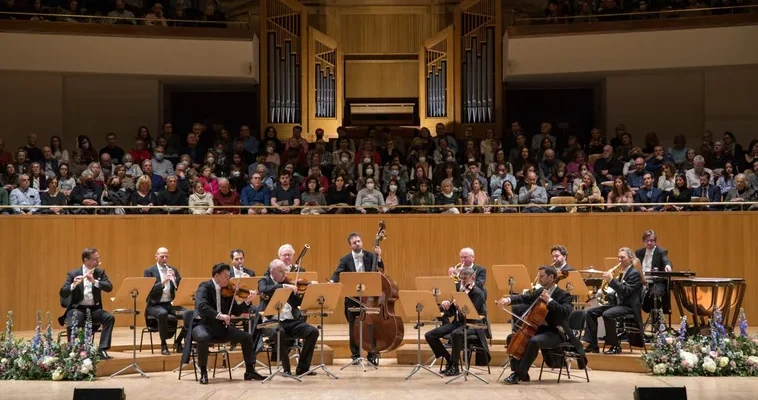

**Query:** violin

left=283, top=277, right=312, bottom=295
left=220, top=282, right=257, bottom=301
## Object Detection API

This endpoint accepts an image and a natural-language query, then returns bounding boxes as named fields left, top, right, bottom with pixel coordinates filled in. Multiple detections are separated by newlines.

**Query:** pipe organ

left=314, top=41, right=336, bottom=118
left=459, top=0, right=497, bottom=124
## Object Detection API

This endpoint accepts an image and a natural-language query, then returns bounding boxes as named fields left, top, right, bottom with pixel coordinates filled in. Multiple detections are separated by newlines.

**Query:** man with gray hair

left=725, top=174, right=757, bottom=210
left=449, top=247, right=487, bottom=295
left=69, top=170, right=101, bottom=214
left=264, top=244, right=306, bottom=277
left=686, top=155, right=713, bottom=189
left=9, top=174, right=40, bottom=214
left=518, top=171, right=548, bottom=213
left=212, top=177, right=240, bottom=214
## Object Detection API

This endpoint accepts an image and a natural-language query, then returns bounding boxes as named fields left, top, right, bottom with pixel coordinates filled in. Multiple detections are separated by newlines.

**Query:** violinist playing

left=190, top=263, right=263, bottom=384
left=258, top=259, right=319, bottom=377
left=497, top=265, right=574, bottom=385
left=425, top=267, right=491, bottom=377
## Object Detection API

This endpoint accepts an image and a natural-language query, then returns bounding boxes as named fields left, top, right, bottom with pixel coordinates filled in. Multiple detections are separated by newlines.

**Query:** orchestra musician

left=497, top=265, right=575, bottom=385
left=449, top=247, right=487, bottom=297
left=230, top=248, right=255, bottom=278
left=264, top=244, right=306, bottom=276
left=258, top=259, right=319, bottom=377
left=330, top=232, right=383, bottom=366
left=144, top=247, right=185, bottom=355
left=58, top=248, right=115, bottom=360
left=582, top=247, right=644, bottom=355
left=635, top=230, right=673, bottom=316
left=187, top=263, right=263, bottom=384
left=425, top=267, right=490, bottom=376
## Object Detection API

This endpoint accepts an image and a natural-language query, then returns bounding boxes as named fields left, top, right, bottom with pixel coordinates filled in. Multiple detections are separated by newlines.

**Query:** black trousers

left=66, top=307, right=114, bottom=350
left=192, top=323, right=254, bottom=369
left=274, top=319, right=319, bottom=373
left=507, top=329, right=563, bottom=377
left=146, top=302, right=178, bottom=342
left=345, top=303, right=378, bottom=358
left=583, top=304, right=632, bottom=347
left=424, top=322, right=464, bottom=367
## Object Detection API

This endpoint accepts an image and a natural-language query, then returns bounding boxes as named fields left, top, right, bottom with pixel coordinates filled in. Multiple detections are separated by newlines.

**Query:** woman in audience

left=189, top=181, right=214, bottom=215
left=113, top=164, right=135, bottom=194
left=355, top=177, right=384, bottom=214
left=607, top=176, right=634, bottom=211
left=574, top=172, right=603, bottom=211
left=228, top=165, right=247, bottom=193
left=411, top=179, right=434, bottom=213
left=717, top=161, right=737, bottom=196
left=282, top=137, right=308, bottom=174
left=263, top=126, right=283, bottom=153
left=101, top=175, right=130, bottom=215
left=384, top=162, right=408, bottom=194
left=77, top=136, right=98, bottom=165
left=128, top=139, right=151, bottom=167
left=610, top=124, right=627, bottom=149
left=300, top=176, right=327, bottom=215
left=680, top=148, right=697, bottom=172
left=657, top=161, right=676, bottom=193
left=210, top=142, right=231, bottom=177
left=230, top=152, right=248, bottom=178
left=50, top=136, right=69, bottom=164
left=615, top=132, right=634, bottom=162
left=536, top=137, right=554, bottom=163
left=88, top=162, right=105, bottom=190
left=327, top=175, right=354, bottom=214
left=571, top=164, right=592, bottom=194
left=586, top=128, right=606, bottom=156
left=136, top=126, right=154, bottom=152
left=333, top=138, right=355, bottom=167
left=130, top=175, right=161, bottom=214
left=198, top=166, right=219, bottom=196
left=121, top=153, right=143, bottom=180
left=433, top=161, right=460, bottom=193
left=723, top=131, right=743, bottom=161
left=51, top=162, right=71, bottom=193
left=435, top=178, right=461, bottom=214
left=357, top=153, right=380, bottom=187
left=566, top=150, right=593, bottom=181
left=380, top=139, right=403, bottom=165
left=202, top=151, right=220, bottom=177
left=548, top=161, right=568, bottom=196
left=68, top=150, right=87, bottom=178
left=458, top=139, right=480, bottom=166
left=562, top=135, right=582, bottom=162
left=1, top=164, right=17, bottom=191
left=480, top=128, right=497, bottom=167
left=489, top=163, right=517, bottom=198
left=741, top=140, right=758, bottom=173
left=642, top=132, right=661, bottom=159
left=383, top=176, right=406, bottom=213
left=492, top=180, right=518, bottom=213
left=666, top=173, right=692, bottom=211
left=512, top=146, right=533, bottom=175
left=41, top=176, right=67, bottom=214
left=485, top=149, right=510, bottom=178
left=668, top=135, right=689, bottom=167
left=263, top=140, right=281, bottom=169
left=465, top=178, right=490, bottom=214
left=415, top=151, right=434, bottom=180
left=407, top=165, right=427, bottom=198
left=333, top=150, right=356, bottom=181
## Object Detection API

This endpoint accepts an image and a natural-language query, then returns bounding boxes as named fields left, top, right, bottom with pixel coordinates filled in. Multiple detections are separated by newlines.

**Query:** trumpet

left=449, top=263, right=463, bottom=283
left=596, top=262, right=623, bottom=306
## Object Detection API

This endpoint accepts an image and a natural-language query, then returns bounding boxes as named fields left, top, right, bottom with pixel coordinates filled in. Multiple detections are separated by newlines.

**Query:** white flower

left=665, top=337, right=675, bottom=345
left=702, top=357, right=717, bottom=373
left=701, top=347, right=709, bottom=354
left=42, top=356, right=58, bottom=366
left=82, top=358, right=93, bottom=369
left=69, top=351, right=76, bottom=358
left=747, top=356, right=758, bottom=366
left=52, top=368, right=64, bottom=381
left=79, top=366, right=90, bottom=375
left=679, top=350, right=699, bottom=368
left=723, top=339, right=730, bottom=344
left=718, top=357, right=729, bottom=368
left=0, top=358, right=7, bottom=364
left=653, top=363, right=668, bottom=375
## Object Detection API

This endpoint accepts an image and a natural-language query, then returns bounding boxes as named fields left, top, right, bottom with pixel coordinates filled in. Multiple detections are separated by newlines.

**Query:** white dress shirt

left=213, top=280, right=223, bottom=316
left=73, top=265, right=101, bottom=306
left=642, top=247, right=655, bottom=272
left=233, top=266, right=250, bottom=277
left=157, top=263, right=173, bottom=303
left=353, top=251, right=364, bottom=272
left=268, top=276, right=295, bottom=321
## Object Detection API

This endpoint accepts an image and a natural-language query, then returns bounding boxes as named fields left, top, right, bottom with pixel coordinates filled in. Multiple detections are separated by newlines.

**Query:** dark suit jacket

left=633, top=186, right=664, bottom=210
left=330, top=251, right=384, bottom=282
left=609, top=265, right=644, bottom=328
left=634, top=247, right=672, bottom=273
left=454, top=264, right=487, bottom=298
left=508, top=285, right=573, bottom=331
left=144, top=264, right=182, bottom=308
left=257, top=275, right=304, bottom=320
left=444, top=285, right=491, bottom=364
left=559, top=263, right=574, bottom=272
left=231, top=266, right=255, bottom=278
left=58, top=267, right=113, bottom=325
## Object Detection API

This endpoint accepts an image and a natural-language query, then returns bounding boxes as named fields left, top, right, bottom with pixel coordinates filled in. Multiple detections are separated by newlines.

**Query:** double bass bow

left=352, top=221, right=404, bottom=354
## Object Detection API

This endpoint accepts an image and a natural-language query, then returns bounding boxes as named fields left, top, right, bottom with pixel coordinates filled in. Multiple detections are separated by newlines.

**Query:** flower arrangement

left=0, top=310, right=99, bottom=381
left=643, top=308, right=758, bottom=377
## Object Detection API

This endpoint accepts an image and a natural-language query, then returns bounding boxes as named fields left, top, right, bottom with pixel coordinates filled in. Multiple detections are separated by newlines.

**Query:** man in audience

left=213, top=178, right=240, bottom=214
left=0, top=138, right=12, bottom=168
left=594, top=145, right=623, bottom=184
left=531, top=122, right=556, bottom=153
left=725, top=174, right=757, bottom=211
left=107, top=0, right=136, bottom=24
left=29, top=162, right=47, bottom=192
left=23, top=133, right=44, bottom=163
left=241, top=172, right=271, bottom=215
left=504, top=121, right=523, bottom=153
left=644, top=146, right=671, bottom=174
left=633, top=172, right=664, bottom=212
left=686, top=155, right=713, bottom=189
left=288, top=126, right=309, bottom=154
left=142, top=159, right=165, bottom=192
left=10, top=174, right=41, bottom=214
left=145, top=2, right=168, bottom=26
left=157, top=123, right=181, bottom=165
left=100, top=133, right=125, bottom=164
left=181, top=133, right=204, bottom=168
left=270, top=170, right=300, bottom=214
left=538, top=149, right=558, bottom=188
left=151, top=146, right=174, bottom=180
left=70, top=170, right=102, bottom=214
left=462, top=162, right=488, bottom=198
left=99, top=154, right=114, bottom=180
left=159, top=175, right=188, bottom=214
left=174, top=162, right=191, bottom=194
left=707, top=140, right=733, bottom=171
left=518, top=171, right=548, bottom=213
left=626, top=157, right=646, bottom=190
left=238, top=124, right=259, bottom=157
left=41, top=146, right=58, bottom=179
left=695, top=171, right=721, bottom=209
left=435, top=123, right=458, bottom=155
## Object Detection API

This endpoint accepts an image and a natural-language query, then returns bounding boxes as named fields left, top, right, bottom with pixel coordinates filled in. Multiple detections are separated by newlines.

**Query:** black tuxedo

left=58, top=267, right=115, bottom=350
left=583, top=265, right=643, bottom=349
left=511, top=264, right=572, bottom=330
left=331, top=250, right=384, bottom=357
left=144, top=264, right=183, bottom=342
left=425, top=284, right=491, bottom=367
left=257, top=275, right=319, bottom=373
left=636, top=247, right=672, bottom=313
left=183, top=279, right=255, bottom=369
left=231, top=266, right=255, bottom=278
left=505, top=285, right=576, bottom=377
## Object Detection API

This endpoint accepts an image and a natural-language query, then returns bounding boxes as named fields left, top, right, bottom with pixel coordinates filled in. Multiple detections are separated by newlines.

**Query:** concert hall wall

left=1, top=213, right=755, bottom=330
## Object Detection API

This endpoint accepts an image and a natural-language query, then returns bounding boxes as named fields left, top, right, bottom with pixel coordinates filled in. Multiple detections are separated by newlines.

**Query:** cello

left=352, top=221, right=404, bottom=353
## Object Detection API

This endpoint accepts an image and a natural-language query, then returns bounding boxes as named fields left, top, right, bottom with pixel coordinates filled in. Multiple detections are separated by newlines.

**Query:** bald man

left=144, top=247, right=184, bottom=355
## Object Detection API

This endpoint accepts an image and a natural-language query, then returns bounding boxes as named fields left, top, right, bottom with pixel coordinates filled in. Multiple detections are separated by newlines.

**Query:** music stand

left=415, top=277, right=456, bottom=304
left=299, top=283, right=343, bottom=379
left=491, top=265, right=531, bottom=295
left=286, top=272, right=319, bottom=283
left=399, top=290, right=444, bottom=380
left=558, top=271, right=591, bottom=306
left=260, top=287, right=301, bottom=383
left=338, top=272, right=382, bottom=372
left=110, top=277, right=156, bottom=378
left=446, top=292, right=488, bottom=385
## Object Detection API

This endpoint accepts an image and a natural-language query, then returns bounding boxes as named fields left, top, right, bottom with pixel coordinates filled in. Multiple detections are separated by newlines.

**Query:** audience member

left=518, top=171, right=548, bottom=213
left=9, top=174, right=41, bottom=214
left=189, top=181, right=213, bottom=214
left=212, top=178, right=240, bottom=214
left=633, top=172, right=664, bottom=212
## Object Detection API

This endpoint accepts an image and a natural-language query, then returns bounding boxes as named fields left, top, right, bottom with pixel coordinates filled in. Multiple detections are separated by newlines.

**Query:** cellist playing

left=497, top=265, right=573, bottom=384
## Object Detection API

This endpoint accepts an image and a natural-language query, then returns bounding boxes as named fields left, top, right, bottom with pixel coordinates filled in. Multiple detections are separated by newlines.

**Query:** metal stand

left=111, top=289, right=149, bottom=378
left=262, top=302, right=301, bottom=383
left=446, top=312, right=488, bottom=385
left=300, top=296, right=338, bottom=379
left=340, top=288, right=378, bottom=372
left=406, top=304, right=443, bottom=380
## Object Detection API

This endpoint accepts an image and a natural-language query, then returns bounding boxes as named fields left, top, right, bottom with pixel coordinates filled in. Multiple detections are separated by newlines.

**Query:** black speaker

left=73, top=388, right=125, bottom=400
left=634, top=387, right=687, bottom=400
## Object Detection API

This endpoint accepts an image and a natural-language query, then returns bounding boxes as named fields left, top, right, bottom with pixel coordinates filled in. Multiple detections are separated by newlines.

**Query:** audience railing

left=1, top=201, right=756, bottom=214
left=511, top=5, right=758, bottom=26
left=0, top=11, right=252, bottom=30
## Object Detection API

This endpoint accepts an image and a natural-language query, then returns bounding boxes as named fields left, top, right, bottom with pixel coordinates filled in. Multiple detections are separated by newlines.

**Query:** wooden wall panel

left=1, top=213, right=755, bottom=330
left=345, top=60, right=419, bottom=98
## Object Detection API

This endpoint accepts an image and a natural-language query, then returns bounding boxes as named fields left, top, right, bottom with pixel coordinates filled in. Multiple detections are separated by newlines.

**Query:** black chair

left=179, top=338, right=232, bottom=382
left=140, top=315, right=178, bottom=354
left=538, top=309, right=590, bottom=383
left=438, top=333, right=491, bottom=374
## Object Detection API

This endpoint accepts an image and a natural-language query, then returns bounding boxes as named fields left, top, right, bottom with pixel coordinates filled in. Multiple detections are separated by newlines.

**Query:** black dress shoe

left=244, top=370, right=265, bottom=381
left=199, top=368, right=209, bottom=384
left=174, top=341, right=183, bottom=354
left=367, top=353, right=379, bottom=366
left=520, top=373, right=530, bottom=382
left=583, top=346, right=599, bottom=353
left=161, top=343, right=170, bottom=356
left=99, top=350, right=112, bottom=360
left=444, top=365, right=460, bottom=376
left=504, top=372, right=520, bottom=384
left=604, top=346, right=622, bottom=355
left=296, top=369, right=317, bottom=376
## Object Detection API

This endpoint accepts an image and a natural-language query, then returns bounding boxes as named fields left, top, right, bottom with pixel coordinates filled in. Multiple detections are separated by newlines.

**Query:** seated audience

left=69, top=170, right=102, bottom=214
left=657, top=161, right=676, bottom=193
left=131, top=175, right=162, bottom=214
left=518, top=171, right=548, bottom=213
left=240, top=172, right=271, bottom=215
left=189, top=181, right=214, bottom=215
left=213, top=178, right=240, bottom=214
left=300, top=176, right=327, bottom=215
left=665, top=173, right=692, bottom=211
left=271, top=170, right=301, bottom=214
left=491, top=180, right=518, bottom=213
left=633, top=172, right=664, bottom=212
left=355, top=177, right=384, bottom=214
left=327, top=175, right=354, bottom=214
left=10, top=174, right=41, bottom=214
left=574, top=172, right=603, bottom=210
left=101, top=175, right=130, bottom=215
left=686, top=155, right=714, bottom=189
left=411, top=179, right=435, bottom=213
left=725, top=174, right=757, bottom=211
left=716, top=161, right=736, bottom=195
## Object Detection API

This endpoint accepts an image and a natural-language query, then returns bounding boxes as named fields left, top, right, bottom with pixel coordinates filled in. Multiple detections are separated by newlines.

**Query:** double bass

left=352, top=221, right=404, bottom=353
